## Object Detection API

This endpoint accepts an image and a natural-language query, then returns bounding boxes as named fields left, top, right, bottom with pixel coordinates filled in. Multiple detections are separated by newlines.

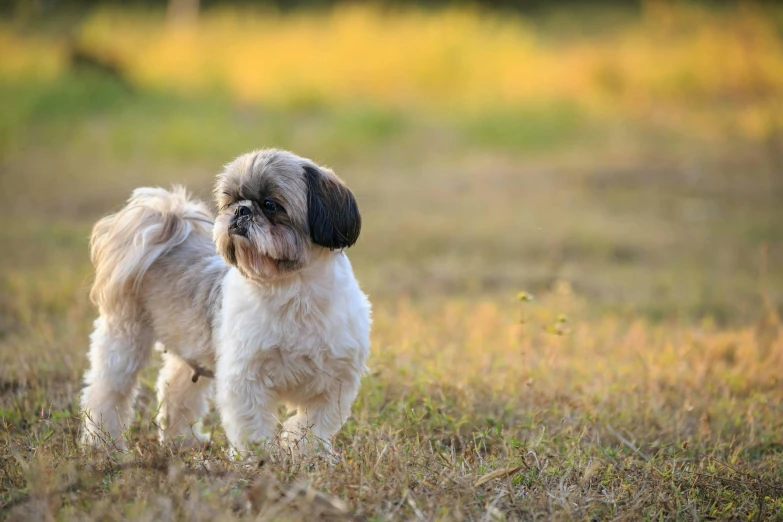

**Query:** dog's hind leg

left=156, top=351, right=213, bottom=448
left=80, top=315, right=153, bottom=451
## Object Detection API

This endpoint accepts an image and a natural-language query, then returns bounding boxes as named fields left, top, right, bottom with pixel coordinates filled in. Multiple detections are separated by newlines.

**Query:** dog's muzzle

left=229, top=205, right=252, bottom=236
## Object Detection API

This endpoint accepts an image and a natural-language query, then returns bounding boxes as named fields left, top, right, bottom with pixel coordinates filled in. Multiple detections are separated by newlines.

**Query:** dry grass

left=1, top=97, right=782, bottom=520
left=2, top=3, right=783, bottom=520
left=1, top=138, right=782, bottom=518
left=2, top=281, right=783, bottom=519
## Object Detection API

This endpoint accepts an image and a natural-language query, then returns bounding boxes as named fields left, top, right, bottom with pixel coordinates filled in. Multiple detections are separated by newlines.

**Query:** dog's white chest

left=216, top=267, right=369, bottom=399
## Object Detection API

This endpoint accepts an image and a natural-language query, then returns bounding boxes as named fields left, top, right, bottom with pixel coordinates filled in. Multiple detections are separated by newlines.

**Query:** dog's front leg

left=215, top=357, right=277, bottom=458
left=283, top=376, right=360, bottom=456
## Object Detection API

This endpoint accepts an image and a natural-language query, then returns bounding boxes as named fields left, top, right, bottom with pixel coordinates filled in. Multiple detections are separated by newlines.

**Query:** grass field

left=2, top=3, right=783, bottom=520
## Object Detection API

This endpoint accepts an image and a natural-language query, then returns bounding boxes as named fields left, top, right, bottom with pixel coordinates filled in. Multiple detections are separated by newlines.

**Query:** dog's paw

left=313, top=448, right=339, bottom=468
left=80, top=427, right=130, bottom=454
left=185, top=428, right=212, bottom=447
left=226, top=446, right=242, bottom=461
left=159, top=423, right=212, bottom=451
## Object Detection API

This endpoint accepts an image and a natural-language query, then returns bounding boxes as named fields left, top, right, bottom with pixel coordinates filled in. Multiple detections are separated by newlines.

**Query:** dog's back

left=90, top=186, right=216, bottom=316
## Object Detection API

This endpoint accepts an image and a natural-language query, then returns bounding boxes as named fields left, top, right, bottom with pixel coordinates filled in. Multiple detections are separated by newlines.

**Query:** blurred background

left=1, top=0, right=782, bottom=326
left=3, top=5, right=783, bottom=517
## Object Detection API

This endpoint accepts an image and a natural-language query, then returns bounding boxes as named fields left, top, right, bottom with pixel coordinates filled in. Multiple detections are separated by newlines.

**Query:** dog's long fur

left=80, top=149, right=371, bottom=455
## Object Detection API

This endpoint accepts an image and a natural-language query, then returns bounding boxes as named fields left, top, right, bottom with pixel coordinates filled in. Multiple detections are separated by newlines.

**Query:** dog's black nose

left=229, top=205, right=252, bottom=236
left=235, top=205, right=252, bottom=218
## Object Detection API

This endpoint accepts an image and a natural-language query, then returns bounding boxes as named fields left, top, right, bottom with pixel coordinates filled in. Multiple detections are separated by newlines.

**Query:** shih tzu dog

left=79, top=149, right=371, bottom=456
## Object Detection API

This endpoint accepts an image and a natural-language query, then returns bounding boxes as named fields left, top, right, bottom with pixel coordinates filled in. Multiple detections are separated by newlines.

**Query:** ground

left=1, top=5, right=783, bottom=520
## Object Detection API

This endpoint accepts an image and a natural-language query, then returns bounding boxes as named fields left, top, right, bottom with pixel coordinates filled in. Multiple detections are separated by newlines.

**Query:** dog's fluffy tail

left=90, top=186, right=213, bottom=316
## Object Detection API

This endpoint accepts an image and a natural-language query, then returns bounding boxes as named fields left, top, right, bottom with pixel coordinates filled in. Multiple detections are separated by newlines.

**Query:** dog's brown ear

left=304, top=165, right=361, bottom=249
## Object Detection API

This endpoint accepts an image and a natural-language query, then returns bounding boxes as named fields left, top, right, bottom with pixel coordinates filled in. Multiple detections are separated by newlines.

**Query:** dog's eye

left=262, top=199, right=279, bottom=215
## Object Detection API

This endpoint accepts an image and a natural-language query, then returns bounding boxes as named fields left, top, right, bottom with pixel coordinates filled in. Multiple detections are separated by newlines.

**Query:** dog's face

left=213, top=149, right=361, bottom=282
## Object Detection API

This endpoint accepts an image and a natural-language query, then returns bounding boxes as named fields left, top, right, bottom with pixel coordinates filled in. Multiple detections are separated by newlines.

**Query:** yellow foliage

left=0, top=29, right=64, bottom=80
left=1, top=4, right=782, bottom=137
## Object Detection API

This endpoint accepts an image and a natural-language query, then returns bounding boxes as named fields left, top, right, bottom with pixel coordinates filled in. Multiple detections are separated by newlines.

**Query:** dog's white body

left=216, top=253, right=370, bottom=452
left=80, top=150, right=371, bottom=455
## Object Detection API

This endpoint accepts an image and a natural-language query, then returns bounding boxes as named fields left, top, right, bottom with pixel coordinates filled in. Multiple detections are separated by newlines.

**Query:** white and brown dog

left=79, top=149, right=371, bottom=457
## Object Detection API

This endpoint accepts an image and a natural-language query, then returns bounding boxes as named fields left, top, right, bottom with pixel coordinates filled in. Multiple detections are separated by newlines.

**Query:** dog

left=79, top=149, right=371, bottom=457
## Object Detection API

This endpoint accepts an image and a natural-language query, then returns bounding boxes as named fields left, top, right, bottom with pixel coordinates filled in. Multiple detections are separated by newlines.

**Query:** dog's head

left=213, top=149, right=361, bottom=282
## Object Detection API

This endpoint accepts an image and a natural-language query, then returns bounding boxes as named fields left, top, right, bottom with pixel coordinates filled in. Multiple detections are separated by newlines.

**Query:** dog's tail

left=89, top=186, right=213, bottom=316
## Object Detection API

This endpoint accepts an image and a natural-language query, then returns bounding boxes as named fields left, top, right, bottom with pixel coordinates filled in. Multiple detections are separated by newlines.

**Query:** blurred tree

left=167, top=0, right=199, bottom=24
left=0, top=0, right=648, bottom=16
left=0, top=0, right=777, bottom=18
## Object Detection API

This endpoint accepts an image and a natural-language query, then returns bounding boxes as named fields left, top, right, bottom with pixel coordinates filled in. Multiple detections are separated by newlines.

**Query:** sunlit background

left=2, top=0, right=782, bottom=323
left=2, top=2, right=783, bottom=518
